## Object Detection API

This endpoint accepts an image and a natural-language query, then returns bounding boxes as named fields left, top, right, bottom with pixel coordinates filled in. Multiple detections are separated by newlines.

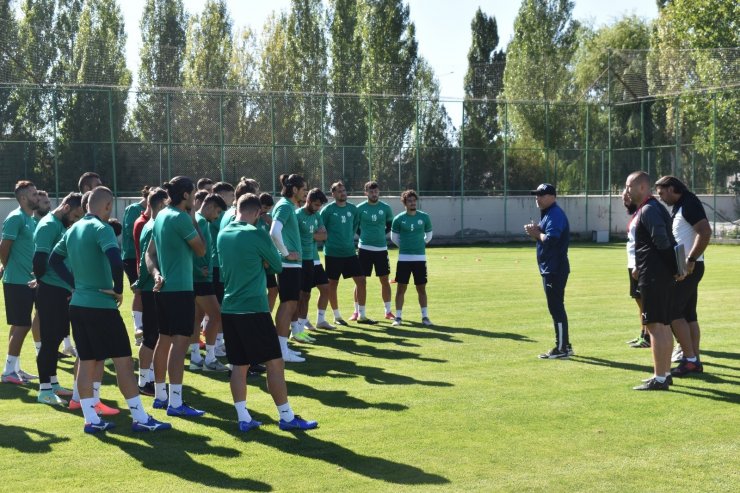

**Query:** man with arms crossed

left=50, top=187, right=170, bottom=432
left=219, top=193, right=318, bottom=432
left=655, top=176, right=711, bottom=377
left=320, top=181, right=375, bottom=325
left=146, top=176, right=207, bottom=416
left=626, top=171, right=680, bottom=391
left=356, top=181, right=394, bottom=321
left=390, top=190, right=433, bottom=327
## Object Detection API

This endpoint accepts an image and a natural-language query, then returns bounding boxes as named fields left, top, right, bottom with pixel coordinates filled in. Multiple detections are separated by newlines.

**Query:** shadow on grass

left=0, top=423, right=70, bottom=453
left=0, top=383, right=36, bottom=404
left=315, top=334, right=447, bottom=363
left=702, top=349, right=740, bottom=362
left=221, top=426, right=450, bottom=486
left=568, top=355, right=654, bottom=374
left=93, top=428, right=271, bottom=491
left=669, top=385, right=740, bottom=405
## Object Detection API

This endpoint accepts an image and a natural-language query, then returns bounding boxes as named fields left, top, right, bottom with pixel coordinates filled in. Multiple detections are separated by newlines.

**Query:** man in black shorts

left=146, top=176, right=207, bottom=416
left=622, top=188, right=649, bottom=348
left=50, top=187, right=170, bottom=433
left=33, top=192, right=84, bottom=405
left=626, top=171, right=680, bottom=391
left=218, top=193, right=318, bottom=432
left=655, top=176, right=712, bottom=377
left=258, top=193, right=279, bottom=312
left=1, top=180, right=40, bottom=384
left=320, top=181, right=374, bottom=325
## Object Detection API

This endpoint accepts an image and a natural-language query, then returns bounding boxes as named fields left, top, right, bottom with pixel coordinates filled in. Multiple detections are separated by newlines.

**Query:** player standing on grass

left=122, top=189, right=147, bottom=346
left=626, top=171, right=679, bottom=391
left=218, top=193, right=318, bottom=433
left=622, top=188, right=650, bottom=349
left=189, top=193, right=228, bottom=372
left=1, top=181, right=40, bottom=384
left=294, top=188, right=329, bottom=341
left=32, top=192, right=84, bottom=405
left=258, top=193, right=279, bottom=313
left=50, top=187, right=170, bottom=433
left=270, top=174, right=307, bottom=362
left=146, top=176, right=207, bottom=416
left=132, top=188, right=168, bottom=396
left=655, top=175, right=711, bottom=377
left=320, top=181, right=375, bottom=325
left=390, top=190, right=433, bottom=327
left=356, top=181, right=395, bottom=321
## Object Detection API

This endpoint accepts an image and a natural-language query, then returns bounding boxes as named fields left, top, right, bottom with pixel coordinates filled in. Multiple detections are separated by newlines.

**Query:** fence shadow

left=0, top=423, right=70, bottom=453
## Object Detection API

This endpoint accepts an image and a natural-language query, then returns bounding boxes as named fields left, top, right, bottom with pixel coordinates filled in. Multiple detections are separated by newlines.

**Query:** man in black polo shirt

left=626, top=171, right=679, bottom=391
left=655, top=176, right=711, bottom=377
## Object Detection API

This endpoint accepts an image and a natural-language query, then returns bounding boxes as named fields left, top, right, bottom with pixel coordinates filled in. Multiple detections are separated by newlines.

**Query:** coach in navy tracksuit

left=524, top=183, right=571, bottom=359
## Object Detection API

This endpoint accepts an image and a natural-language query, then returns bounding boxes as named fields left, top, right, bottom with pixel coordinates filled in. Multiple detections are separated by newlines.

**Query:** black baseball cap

left=530, top=183, right=556, bottom=196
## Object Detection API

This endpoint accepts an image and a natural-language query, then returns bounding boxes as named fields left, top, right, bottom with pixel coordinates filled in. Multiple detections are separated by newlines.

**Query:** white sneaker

left=215, top=344, right=227, bottom=357
left=671, top=345, right=683, bottom=363
left=316, top=320, right=336, bottom=330
left=17, top=369, right=38, bottom=382
left=283, top=352, right=305, bottom=363
left=391, top=317, right=402, bottom=326
left=189, top=360, right=204, bottom=371
left=304, top=319, right=316, bottom=330
left=203, top=359, right=229, bottom=372
left=61, top=346, right=78, bottom=358
left=134, top=329, right=144, bottom=347
left=289, top=348, right=302, bottom=356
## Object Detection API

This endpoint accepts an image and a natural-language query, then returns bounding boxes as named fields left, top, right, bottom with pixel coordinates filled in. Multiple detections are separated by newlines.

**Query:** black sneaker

left=538, top=347, right=569, bottom=359
left=138, top=381, right=156, bottom=397
left=633, top=377, right=670, bottom=391
left=248, top=363, right=266, bottom=376
left=642, top=375, right=673, bottom=385
left=670, top=359, right=704, bottom=377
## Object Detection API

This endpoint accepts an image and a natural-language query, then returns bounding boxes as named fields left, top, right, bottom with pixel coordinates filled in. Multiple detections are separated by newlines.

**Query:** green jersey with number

left=210, top=209, right=226, bottom=269
left=272, top=198, right=301, bottom=266
left=391, top=211, right=432, bottom=259
left=152, top=206, right=198, bottom=292
left=218, top=221, right=283, bottom=314
left=121, top=202, right=144, bottom=260
left=320, top=202, right=359, bottom=257
left=33, top=213, right=72, bottom=291
left=1, top=207, right=35, bottom=285
left=53, top=215, right=119, bottom=309
left=357, top=200, right=393, bottom=251
left=193, top=212, right=213, bottom=283
left=296, top=207, right=323, bottom=261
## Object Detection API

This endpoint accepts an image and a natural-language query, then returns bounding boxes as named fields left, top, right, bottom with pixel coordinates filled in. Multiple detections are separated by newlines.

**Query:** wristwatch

left=687, top=256, right=696, bottom=262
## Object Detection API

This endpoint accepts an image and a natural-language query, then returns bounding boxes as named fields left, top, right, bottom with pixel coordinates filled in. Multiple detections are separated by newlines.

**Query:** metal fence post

left=544, top=101, right=550, bottom=182
left=460, top=101, right=465, bottom=240
left=503, top=101, right=509, bottom=237
left=270, top=94, right=276, bottom=193
left=320, top=95, right=325, bottom=190
left=219, top=93, right=225, bottom=181
left=415, top=97, right=420, bottom=192
left=166, top=92, right=172, bottom=179
left=52, top=90, right=60, bottom=200
left=640, top=101, right=645, bottom=171
left=108, top=89, right=118, bottom=215
left=712, top=93, right=718, bottom=235
left=584, top=104, right=589, bottom=232
left=674, top=96, right=681, bottom=178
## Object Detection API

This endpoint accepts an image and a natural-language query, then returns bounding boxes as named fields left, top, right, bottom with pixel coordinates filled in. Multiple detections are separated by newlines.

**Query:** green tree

left=462, top=8, right=506, bottom=193
left=130, top=0, right=186, bottom=142
left=58, top=0, right=131, bottom=190
left=358, top=0, right=418, bottom=189
left=0, top=1, right=20, bottom=136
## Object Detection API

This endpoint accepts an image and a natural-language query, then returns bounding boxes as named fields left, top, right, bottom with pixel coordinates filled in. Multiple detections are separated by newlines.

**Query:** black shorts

left=628, top=269, right=641, bottom=299
left=194, top=281, right=215, bottom=297
left=36, top=282, right=71, bottom=340
left=313, top=263, right=329, bottom=287
left=70, top=305, right=132, bottom=361
left=213, top=267, right=224, bottom=304
left=359, top=249, right=391, bottom=277
left=123, top=258, right=139, bottom=285
left=301, top=260, right=315, bottom=293
left=278, top=267, right=302, bottom=302
left=671, top=261, right=704, bottom=323
left=265, top=269, right=278, bottom=289
left=395, top=261, right=427, bottom=285
left=155, top=291, right=195, bottom=337
left=3, top=282, right=35, bottom=326
left=222, top=312, right=282, bottom=366
left=639, top=280, right=673, bottom=326
left=325, top=255, right=363, bottom=280
left=140, top=290, right=160, bottom=350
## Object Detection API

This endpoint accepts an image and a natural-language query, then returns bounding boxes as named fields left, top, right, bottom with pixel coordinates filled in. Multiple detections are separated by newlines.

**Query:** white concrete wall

left=2, top=194, right=737, bottom=240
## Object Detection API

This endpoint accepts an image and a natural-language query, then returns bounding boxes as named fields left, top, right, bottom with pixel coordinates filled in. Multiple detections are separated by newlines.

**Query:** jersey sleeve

left=176, top=212, right=198, bottom=242
left=273, top=202, right=293, bottom=225
left=543, top=211, right=564, bottom=239
left=258, top=229, right=283, bottom=274
left=424, top=213, right=433, bottom=232
left=1, top=214, right=22, bottom=240
left=33, top=222, right=55, bottom=254
left=97, top=223, right=120, bottom=252
left=391, top=214, right=401, bottom=233
left=385, top=204, right=393, bottom=226
left=352, top=205, right=360, bottom=232
left=681, top=195, right=708, bottom=226
left=52, top=230, right=69, bottom=258
left=319, top=205, right=331, bottom=228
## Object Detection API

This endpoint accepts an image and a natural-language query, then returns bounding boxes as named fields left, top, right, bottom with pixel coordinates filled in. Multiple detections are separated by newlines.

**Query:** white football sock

left=4, top=355, right=17, bottom=374
left=92, top=381, right=101, bottom=404
left=278, top=336, right=289, bottom=356
left=421, top=307, right=429, bottom=318
left=333, top=309, right=342, bottom=320
left=276, top=401, right=295, bottom=423
left=34, top=341, right=42, bottom=355
left=384, top=302, right=391, bottom=313
left=190, top=344, right=203, bottom=363
left=63, top=336, right=73, bottom=350
left=155, top=382, right=167, bottom=401
left=72, top=378, right=80, bottom=401
left=205, top=344, right=216, bottom=364
left=81, top=397, right=100, bottom=424
left=132, top=311, right=143, bottom=330
left=317, top=309, right=326, bottom=323
left=126, top=395, right=148, bottom=423
left=234, top=400, right=252, bottom=423
left=169, top=383, right=183, bottom=408
left=359, top=306, right=366, bottom=318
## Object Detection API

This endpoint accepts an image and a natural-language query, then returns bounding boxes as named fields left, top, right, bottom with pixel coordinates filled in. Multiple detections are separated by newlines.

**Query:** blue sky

left=69, top=0, right=650, bottom=126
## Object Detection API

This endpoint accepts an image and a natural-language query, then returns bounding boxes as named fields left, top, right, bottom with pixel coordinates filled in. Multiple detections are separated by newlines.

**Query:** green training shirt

left=218, top=221, right=283, bottom=314
left=134, top=219, right=155, bottom=292
left=272, top=197, right=302, bottom=266
left=53, top=214, right=119, bottom=309
left=152, top=206, right=198, bottom=292
left=1, top=207, right=36, bottom=285
left=296, top=207, right=323, bottom=261
left=33, top=213, right=72, bottom=291
left=210, top=209, right=227, bottom=270
left=391, top=211, right=433, bottom=260
left=193, top=212, right=213, bottom=283
left=357, top=200, right=393, bottom=251
left=121, top=202, right=145, bottom=260
left=320, top=202, right=359, bottom=258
